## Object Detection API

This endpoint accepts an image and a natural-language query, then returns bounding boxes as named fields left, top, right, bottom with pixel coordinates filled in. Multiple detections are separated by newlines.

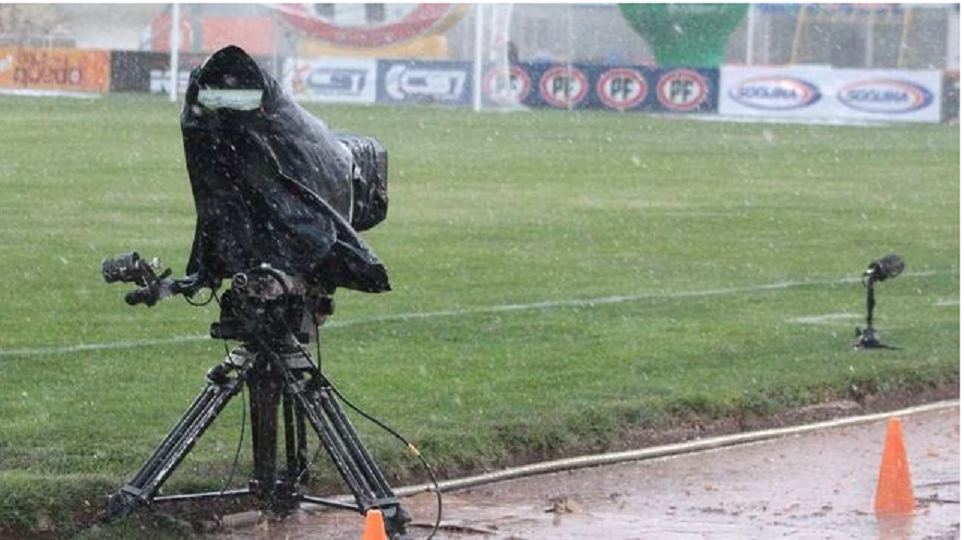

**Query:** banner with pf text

left=480, top=63, right=719, bottom=113
left=0, top=47, right=110, bottom=95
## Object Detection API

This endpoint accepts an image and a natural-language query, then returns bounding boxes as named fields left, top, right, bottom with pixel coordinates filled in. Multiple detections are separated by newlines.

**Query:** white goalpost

left=472, top=3, right=523, bottom=112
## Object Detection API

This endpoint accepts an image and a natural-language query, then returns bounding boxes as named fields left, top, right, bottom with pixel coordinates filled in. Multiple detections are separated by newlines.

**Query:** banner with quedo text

left=0, top=47, right=110, bottom=96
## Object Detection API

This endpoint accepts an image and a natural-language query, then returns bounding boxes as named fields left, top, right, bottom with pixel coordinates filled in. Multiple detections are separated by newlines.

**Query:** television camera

left=99, top=46, right=412, bottom=539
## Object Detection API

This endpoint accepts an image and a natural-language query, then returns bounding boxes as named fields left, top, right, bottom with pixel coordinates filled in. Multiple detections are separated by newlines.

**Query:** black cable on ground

left=301, top=329, right=443, bottom=540
left=329, top=383, right=444, bottom=540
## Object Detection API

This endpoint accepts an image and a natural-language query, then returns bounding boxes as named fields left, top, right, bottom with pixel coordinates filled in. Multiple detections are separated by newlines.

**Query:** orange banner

left=0, top=47, right=110, bottom=94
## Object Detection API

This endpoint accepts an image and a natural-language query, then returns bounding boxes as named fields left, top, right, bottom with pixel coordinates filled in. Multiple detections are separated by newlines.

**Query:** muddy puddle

left=208, top=405, right=959, bottom=540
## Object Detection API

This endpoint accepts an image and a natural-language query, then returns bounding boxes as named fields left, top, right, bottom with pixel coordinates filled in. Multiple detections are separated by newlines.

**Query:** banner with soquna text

left=720, top=65, right=943, bottom=124
left=0, top=47, right=110, bottom=96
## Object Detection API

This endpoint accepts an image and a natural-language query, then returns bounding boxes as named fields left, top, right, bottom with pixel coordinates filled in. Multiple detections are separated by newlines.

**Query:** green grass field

left=0, top=95, right=958, bottom=537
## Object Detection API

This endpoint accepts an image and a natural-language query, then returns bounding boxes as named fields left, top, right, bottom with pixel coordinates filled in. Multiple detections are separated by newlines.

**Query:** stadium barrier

left=0, top=46, right=955, bottom=124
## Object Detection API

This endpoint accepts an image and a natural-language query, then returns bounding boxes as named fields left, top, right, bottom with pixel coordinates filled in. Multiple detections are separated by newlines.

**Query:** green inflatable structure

left=620, top=4, right=749, bottom=67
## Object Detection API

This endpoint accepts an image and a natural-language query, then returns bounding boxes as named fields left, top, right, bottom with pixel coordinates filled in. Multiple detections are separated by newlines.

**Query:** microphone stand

left=853, top=266, right=899, bottom=351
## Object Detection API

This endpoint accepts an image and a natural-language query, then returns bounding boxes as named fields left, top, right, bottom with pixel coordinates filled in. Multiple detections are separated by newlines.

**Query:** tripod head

left=212, top=265, right=334, bottom=345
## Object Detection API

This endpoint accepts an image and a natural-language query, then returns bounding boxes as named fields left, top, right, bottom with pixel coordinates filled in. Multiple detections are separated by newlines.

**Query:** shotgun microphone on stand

left=854, top=254, right=904, bottom=351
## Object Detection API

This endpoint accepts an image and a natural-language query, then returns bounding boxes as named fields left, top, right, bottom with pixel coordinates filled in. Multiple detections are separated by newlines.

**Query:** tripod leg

left=279, top=361, right=411, bottom=539
left=247, top=359, right=304, bottom=515
left=104, top=359, right=247, bottom=522
left=282, top=391, right=310, bottom=482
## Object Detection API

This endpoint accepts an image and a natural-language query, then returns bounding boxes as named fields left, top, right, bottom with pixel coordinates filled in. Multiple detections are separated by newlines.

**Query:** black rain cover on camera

left=182, top=46, right=389, bottom=293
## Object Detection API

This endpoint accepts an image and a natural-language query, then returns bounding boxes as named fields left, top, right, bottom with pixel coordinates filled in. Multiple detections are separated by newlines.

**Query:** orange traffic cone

left=874, top=417, right=915, bottom=514
left=361, top=509, right=388, bottom=540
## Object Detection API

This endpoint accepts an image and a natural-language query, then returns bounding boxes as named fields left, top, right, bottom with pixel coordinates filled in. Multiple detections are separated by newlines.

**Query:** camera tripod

left=102, top=264, right=412, bottom=539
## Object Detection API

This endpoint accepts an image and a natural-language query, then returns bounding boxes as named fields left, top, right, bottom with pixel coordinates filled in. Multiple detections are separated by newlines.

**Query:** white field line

left=786, top=313, right=863, bottom=325
left=786, top=292, right=962, bottom=325
left=0, top=270, right=950, bottom=358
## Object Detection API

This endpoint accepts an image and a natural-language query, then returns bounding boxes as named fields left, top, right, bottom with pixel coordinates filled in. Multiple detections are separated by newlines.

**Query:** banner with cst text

left=0, top=47, right=110, bottom=96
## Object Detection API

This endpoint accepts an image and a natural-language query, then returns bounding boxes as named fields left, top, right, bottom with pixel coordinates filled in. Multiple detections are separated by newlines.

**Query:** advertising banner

left=829, top=69, right=941, bottom=123
left=720, top=66, right=942, bottom=123
left=527, top=63, right=595, bottom=110
left=481, top=63, right=533, bottom=107
left=504, top=63, right=719, bottom=113
left=111, top=51, right=209, bottom=94
left=287, top=57, right=377, bottom=104
left=594, top=67, right=650, bottom=111
left=376, top=60, right=471, bottom=106
left=110, top=51, right=282, bottom=95
left=720, top=65, right=833, bottom=119
left=648, top=67, right=719, bottom=113
left=0, top=47, right=110, bottom=95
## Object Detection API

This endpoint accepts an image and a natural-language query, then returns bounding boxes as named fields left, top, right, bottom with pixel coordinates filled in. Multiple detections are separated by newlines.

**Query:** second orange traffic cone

left=361, top=509, right=388, bottom=540
left=874, top=417, right=915, bottom=514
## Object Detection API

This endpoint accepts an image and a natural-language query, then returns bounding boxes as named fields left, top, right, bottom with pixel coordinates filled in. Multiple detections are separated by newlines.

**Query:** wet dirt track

left=212, top=403, right=959, bottom=540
